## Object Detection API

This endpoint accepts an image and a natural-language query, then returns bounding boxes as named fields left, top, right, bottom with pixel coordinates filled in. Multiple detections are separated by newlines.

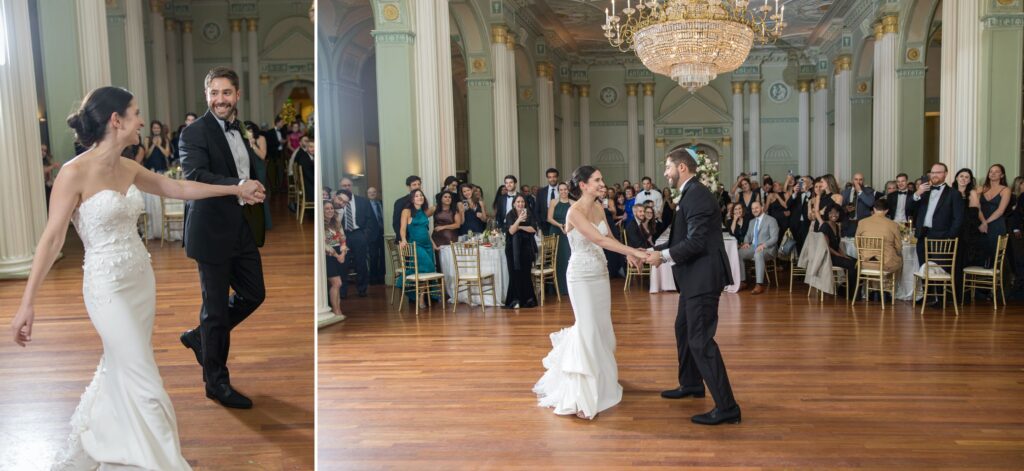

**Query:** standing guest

left=733, top=176, right=759, bottom=219
left=886, top=173, right=913, bottom=223
left=504, top=194, right=539, bottom=309
left=634, top=176, right=664, bottom=217
left=953, top=168, right=985, bottom=292
left=546, top=182, right=572, bottom=294
left=122, top=131, right=145, bottom=164
left=495, top=175, right=522, bottom=231
left=366, top=186, right=387, bottom=284
left=286, top=122, right=303, bottom=155
left=431, top=191, right=462, bottom=248
left=338, top=180, right=376, bottom=298
left=436, top=175, right=459, bottom=206
left=264, top=115, right=287, bottom=191
left=324, top=201, right=348, bottom=321
left=765, top=181, right=789, bottom=237
left=144, top=120, right=171, bottom=172
left=661, top=187, right=676, bottom=223
left=1008, top=177, right=1024, bottom=291
left=535, top=168, right=561, bottom=233
left=41, top=144, right=60, bottom=207
left=908, top=163, right=964, bottom=272
left=392, top=175, right=422, bottom=241
left=398, top=189, right=438, bottom=308
left=841, top=173, right=878, bottom=237
left=976, top=164, right=1011, bottom=268
left=602, top=191, right=625, bottom=278
left=622, top=186, right=638, bottom=223
left=884, top=181, right=897, bottom=194
left=245, top=121, right=271, bottom=230
left=171, top=112, right=197, bottom=163
left=459, top=184, right=488, bottom=235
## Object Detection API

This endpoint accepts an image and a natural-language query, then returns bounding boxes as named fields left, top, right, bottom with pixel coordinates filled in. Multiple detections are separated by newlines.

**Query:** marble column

left=872, top=17, right=899, bottom=187
left=626, top=83, right=639, bottom=181
left=433, top=0, right=457, bottom=179
left=76, top=0, right=111, bottom=93
left=797, top=80, right=810, bottom=176
left=125, top=0, right=150, bottom=119
left=165, top=18, right=182, bottom=125
left=412, top=2, right=440, bottom=198
left=0, top=0, right=47, bottom=278
left=833, top=54, right=853, bottom=183
left=246, top=19, right=260, bottom=124
left=939, top=1, right=982, bottom=173
left=537, top=63, right=556, bottom=183
left=559, top=82, right=574, bottom=172
left=149, top=0, right=170, bottom=124
left=748, top=81, right=761, bottom=176
left=491, top=26, right=513, bottom=183
left=812, top=76, right=829, bottom=176
left=181, top=21, right=195, bottom=114
left=230, top=19, right=244, bottom=117
left=505, top=33, right=520, bottom=177
left=721, top=136, right=733, bottom=181
left=731, top=81, right=745, bottom=176
left=578, top=85, right=591, bottom=166
left=642, top=83, right=656, bottom=181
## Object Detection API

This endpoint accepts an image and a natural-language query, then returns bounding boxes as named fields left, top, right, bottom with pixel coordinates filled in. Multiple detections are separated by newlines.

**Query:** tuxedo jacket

left=392, top=194, right=410, bottom=239
left=623, top=219, right=648, bottom=249
left=654, top=181, right=732, bottom=299
left=906, top=186, right=964, bottom=239
left=534, top=185, right=559, bottom=233
left=179, top=110, right=265, bottom=263
left=885, top=190, right=913, bottom=220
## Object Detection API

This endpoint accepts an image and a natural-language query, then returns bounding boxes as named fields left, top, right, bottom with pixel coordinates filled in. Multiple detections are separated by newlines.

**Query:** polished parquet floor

left=319, top=279, right=1024, bottom=469
left=0, top=200, right=314, bottom=470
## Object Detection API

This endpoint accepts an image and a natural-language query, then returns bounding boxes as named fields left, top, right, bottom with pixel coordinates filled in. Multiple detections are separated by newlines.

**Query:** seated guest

left=727, top=203, right=748, bottom=242
left=399, top=189, right=438, bottom=308
left=642, top=206, right=661, bottom=245
left=295, top=137, right=315, bottom=202
left=622, top=187, right=638, bottom=223
left=855, top=199, right=903, bottom=274
left=624, top=205, right=649, bottom=249
left=820, top=206, right=857, bottom=288
left=738, top=201, right=779, bottom=295
left=504, top=194, right=538, bottom=309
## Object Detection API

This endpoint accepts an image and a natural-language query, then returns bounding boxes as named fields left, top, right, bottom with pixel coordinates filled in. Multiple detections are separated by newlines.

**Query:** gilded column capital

left=873, top=22, right=884, bottom=40
left=505, top=32, right=516, bottom=50
left=833, top=54, right=852, bottom=73
left=814, top=77, right=828, bottom=90
left=149, top=0, right=164, bottom=13
left=536, top=62, right=552, bottom=78
left=560, top=83, right=573, bottom=95
left=247, top=18, right=258, bottom=32
left=732, top=81, right=745, bottom=94
left=183, top=20, right=193, bottom=33
left=882, top=14, right=899, bottom=35
left=626, top=83, right=638, bottom=96
left=579, top=85, right=590, bottom=97
left=798, top=80, right=810, bottom=93
left=231, top=19, right=242, bottom=33
left=749, top=81, right=761, bottom=94
left=722, top=136, right=732, bottom=145
left=165, top=18, right=177, bottom=32
left=642, top=83, right=654, bottom=96
left=655, top=138, right=666, bottom=147
left=491, top=25, right=508, bottom=45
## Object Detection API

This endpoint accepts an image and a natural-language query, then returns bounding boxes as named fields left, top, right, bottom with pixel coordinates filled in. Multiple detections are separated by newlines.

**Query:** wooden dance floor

left=0, top=200, right=313, bottom=470
left=319, top=282, right=1024, bottom=469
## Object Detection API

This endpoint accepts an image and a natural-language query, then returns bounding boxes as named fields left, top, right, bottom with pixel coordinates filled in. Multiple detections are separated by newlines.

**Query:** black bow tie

left=931, top=185, right=945, bottom=192
left=223, top=120, right=241, bottom=133
left=644, top=191, right=650, bottom=196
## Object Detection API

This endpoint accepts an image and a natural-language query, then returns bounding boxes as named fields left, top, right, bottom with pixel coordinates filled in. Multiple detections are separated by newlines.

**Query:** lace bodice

left=72, top=187, right=150, bottom=301
left=566, top=212, right=608, bottom=281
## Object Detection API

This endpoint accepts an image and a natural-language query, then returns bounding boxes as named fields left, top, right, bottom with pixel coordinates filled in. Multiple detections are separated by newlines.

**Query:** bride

left=533, top=165, right=648, bottom=420
left=8, top=86, right=265, bottom=470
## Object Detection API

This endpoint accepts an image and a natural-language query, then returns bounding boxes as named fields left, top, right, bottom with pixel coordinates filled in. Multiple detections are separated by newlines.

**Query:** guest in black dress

left=504, top=194, right=538, bottom=309
left=765, top=181, right=789, bottom=237
left=458, top=184, right=487, bottom=235
left=727, top=203, right=748, bottom=241
left=953, top=169, right=986, bottom=290
left=820, top=206, right=857, bottom=287
left=734, top=177, right=760, bottom=220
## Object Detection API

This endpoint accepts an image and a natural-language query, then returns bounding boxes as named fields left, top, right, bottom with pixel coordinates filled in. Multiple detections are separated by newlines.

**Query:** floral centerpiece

left=279, top=99, right=298, bottom=126
left=670, top=146, right=719, bottom=202
left=165, top=165, right=184, bottom=180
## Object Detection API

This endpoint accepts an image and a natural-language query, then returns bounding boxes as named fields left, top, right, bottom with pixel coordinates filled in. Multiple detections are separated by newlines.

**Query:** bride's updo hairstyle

left=66, top=86, right=134, bottom=147
left=568, top=165, right=599, bottom=201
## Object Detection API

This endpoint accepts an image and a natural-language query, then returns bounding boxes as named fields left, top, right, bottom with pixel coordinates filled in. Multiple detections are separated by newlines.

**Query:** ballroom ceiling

left=524, top=0, right=851, bottom=57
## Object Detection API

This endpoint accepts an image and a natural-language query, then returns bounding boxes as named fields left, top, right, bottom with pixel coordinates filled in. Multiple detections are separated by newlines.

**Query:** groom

left=179, top=66, right=267, bottom=409
left=648, top=146, right=741, bottom=425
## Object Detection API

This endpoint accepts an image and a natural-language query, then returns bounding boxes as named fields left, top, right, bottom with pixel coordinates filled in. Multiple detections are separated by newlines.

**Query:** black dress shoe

left=691, top=406, right=741, bottom=425
left=660, top=386, right=705, bottom=399
left=179, top=329, right=203, bottom=367
left=206, top=383, right=253, bottom=409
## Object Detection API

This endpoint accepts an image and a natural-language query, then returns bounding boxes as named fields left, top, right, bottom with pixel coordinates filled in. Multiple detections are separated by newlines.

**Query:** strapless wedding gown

left=53, top=186, right=191, bottom=470
left=533, top=215, right=622, bottom=419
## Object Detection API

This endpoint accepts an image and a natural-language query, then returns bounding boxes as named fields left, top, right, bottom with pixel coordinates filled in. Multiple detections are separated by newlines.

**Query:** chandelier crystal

left=603, top=0, right=786, bottom=92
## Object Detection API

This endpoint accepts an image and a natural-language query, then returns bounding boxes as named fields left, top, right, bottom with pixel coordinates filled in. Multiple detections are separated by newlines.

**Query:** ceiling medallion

left=603, top=0, right=786, bottom=93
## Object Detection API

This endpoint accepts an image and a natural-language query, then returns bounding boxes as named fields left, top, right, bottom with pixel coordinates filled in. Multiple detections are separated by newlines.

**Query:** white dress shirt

left=634, top=188, right=665, bottom=216
left=214, top=115, right=250, bottom=205
left=544, top=185, right=557, bottom=202
left=912, top=184, right=945, bottom=228
left=894, top=191, right=909, bottom=223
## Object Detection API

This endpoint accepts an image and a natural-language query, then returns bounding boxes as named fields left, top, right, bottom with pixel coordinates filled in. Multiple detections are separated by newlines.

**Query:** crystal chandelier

left=603, top=0, right=786, bottom=92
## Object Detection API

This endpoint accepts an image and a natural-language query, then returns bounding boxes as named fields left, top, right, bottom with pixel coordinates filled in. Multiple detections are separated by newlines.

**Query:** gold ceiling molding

left=906, top=48, right=920, bottom=61
left=382, top=4, right=400, bottom=22
left=491, top=25, right=507, bottom=45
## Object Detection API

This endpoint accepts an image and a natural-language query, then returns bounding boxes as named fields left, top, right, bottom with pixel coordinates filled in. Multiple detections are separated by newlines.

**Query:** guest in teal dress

left=246, top=121, right=272, bottom=230
left=545, top=182, right=572, bottom=294
left=399, top=189, right=439, bottom=307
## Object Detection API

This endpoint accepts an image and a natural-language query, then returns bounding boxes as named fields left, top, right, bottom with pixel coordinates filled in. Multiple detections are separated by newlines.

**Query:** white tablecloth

left=439, top=244, right=509, bottom=306
left=842, top=237, right=920, bottom=301
left=649, top=230, right=742, bottom=294
left=141, top=192, right=182, bottom=241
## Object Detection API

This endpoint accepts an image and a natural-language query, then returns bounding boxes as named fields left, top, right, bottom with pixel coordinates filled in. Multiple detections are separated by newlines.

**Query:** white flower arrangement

left=695, top=150, right=720, bottom=192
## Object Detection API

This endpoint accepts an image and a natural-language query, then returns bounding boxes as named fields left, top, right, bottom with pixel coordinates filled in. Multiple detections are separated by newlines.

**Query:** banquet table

left=841, top=237, right=920, bottom=301
left=649, top=230, right=743, bottom=294
left=439, top=244, right=509, bottom=306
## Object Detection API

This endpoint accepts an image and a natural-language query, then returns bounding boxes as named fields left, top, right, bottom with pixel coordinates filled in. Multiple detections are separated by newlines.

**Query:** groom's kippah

left=684, top=147, right=699, bottom=162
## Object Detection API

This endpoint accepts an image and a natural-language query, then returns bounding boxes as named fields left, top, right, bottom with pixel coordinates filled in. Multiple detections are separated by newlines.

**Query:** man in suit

left=535, top=168, right=560, bottom=233
left=649, top=146, right=740, bottom=426
left=172, top=112, right=197, bottom=163
left=841, top=173, right=878, bottom=237
left=178, top=66, right=267, bottom=409
left=262, top=115, right=286, bottom=191
left=338, top=180, right=375, bottom=298
left=886, top=173, right=912, bottom=222
left=624, top=205, right=648, bottom=248
left=855, top=199, right=904, bottom=275
left=908, top=162, right=964, bottom=267
left=495, top=175, right=522, bottom=231
left=782, top=175, right=813, bottom=257
left=737, top=200, right=779, bottom=295
left=392, top=175, right=421, bottom=241
left=366, top=186, right=386, bottom=284
left=296, top=138, right=314, bottom=203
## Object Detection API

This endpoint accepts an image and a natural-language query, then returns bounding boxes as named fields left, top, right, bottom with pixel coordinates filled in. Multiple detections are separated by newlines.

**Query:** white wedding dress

left=53, top=186, right=191, bottom=470
left=533, top=213, right=623, bottom=419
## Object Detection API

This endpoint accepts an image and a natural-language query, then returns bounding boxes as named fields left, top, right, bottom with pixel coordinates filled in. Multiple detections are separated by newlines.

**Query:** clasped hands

left=239, top=180, right=266, bottom=205
left=626, top=249, right=665, bottom=270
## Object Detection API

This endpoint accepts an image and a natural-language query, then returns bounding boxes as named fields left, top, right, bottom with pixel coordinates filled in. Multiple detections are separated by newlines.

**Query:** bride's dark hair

left=568, top=165, right=599, bottom=201
left=67, top=86, right=134, bottom=148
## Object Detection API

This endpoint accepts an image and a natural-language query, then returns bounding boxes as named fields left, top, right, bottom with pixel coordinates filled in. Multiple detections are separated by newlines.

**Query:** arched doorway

left=273, top=80, right=315, bottom=124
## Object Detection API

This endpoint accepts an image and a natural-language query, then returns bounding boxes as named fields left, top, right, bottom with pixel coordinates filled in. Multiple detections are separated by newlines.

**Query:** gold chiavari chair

left=384, top=236, right=403, bottom=305
left=850, top=236, right=898, bottom=308
left=622, top=230, right=650, bottom=292
left=912, top=238, right=959, bottom=315
left=160, top=196, right=184, bottom=247
left=962, top=234, right=1009, bottom=310
left=295, top=163, right=315, bottom=224
left=531, top=235, right=561, bottom=305
left=452, top=241, right=498, bottom=311
left=397, top=241, right=446, bottom=316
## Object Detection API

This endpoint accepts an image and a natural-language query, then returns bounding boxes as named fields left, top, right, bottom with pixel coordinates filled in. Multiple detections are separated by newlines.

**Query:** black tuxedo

left=907, top=185, right=964, bottom=262
left=653, top=178, right=737, bottom=411
left=294, top=149, right=314, bottom=202
left=535, top=185, right=559, bottom=233
left=623, top=219, right=649, bottom=248
left=179, top=110, right=266, bottom=388
left=885, top=190, right=912, bottom=220
left=368, top=198, right=386, bottom=283
left=788, top=191, right=812, bottom=252
left=392, top=194, right=411, bottom=240
left=495, top=193, right=527, bottom=231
